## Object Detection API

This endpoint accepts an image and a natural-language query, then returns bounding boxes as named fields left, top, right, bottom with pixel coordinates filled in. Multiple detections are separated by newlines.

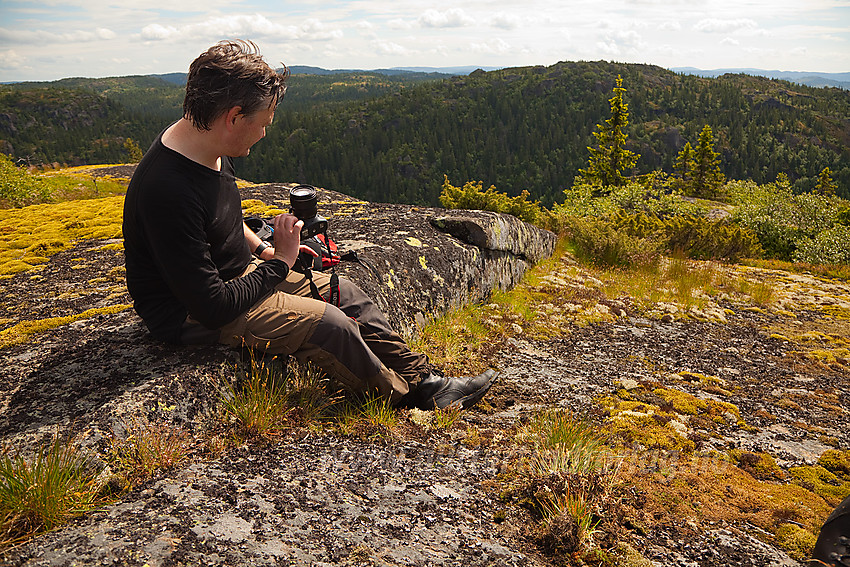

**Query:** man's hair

left=183, top=39, right=289, bottom=131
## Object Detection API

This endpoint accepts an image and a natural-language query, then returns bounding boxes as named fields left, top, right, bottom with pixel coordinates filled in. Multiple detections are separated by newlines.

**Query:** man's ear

left=224, top=106, right=243, bottom=128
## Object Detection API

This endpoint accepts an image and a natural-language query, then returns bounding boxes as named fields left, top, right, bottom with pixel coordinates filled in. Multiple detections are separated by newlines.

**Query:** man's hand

left=271, top=214, right=320, bottom=268
left=272, top=214, right=304, bottom=268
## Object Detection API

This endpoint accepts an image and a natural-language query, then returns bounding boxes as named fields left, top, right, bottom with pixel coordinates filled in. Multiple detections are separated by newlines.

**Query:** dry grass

left=0, top=438, right=108, bottom=547
left=220, top=354, right=339, bottom=440
left=109, top=416, right=194, bottom=485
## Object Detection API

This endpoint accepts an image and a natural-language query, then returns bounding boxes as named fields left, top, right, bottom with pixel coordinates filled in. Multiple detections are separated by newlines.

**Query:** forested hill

left=240, top=60, right=850, bottom=204
left=1, top=61, right=848, bottom=204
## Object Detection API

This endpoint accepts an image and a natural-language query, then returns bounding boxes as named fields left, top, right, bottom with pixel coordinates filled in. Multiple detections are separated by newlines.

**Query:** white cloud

left=0, top=27, right=118, bottom=45
left=356, top=21, right=373, bottom=30
left=469, top=38, right=511, bottom=54
left=139, top=14, right=342, bottom=43
left=720, top=37, right=740, bottom=46
left=489, top=12, right=522, bottom=30
left=597, top=39, right=621, bottom=57
left=607, top=29, right=645, bottom=49
left=370, top=39, right=410, bottom=56
left=0, top=49, right=27, bottom=70
left=658, top=21, right=681, bottom=31
left=418, top=8, right=474, bottom=29
left=694, top=18, right=758, bottom=33
left=387, top=18, right=415, bottom=30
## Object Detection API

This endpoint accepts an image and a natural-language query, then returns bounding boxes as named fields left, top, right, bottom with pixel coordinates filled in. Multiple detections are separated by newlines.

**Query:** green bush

left=0, top=153, right=51, bottom=207
left=609, top=211, right=761, bottom=262
left=557, top=175, right=700, bottom=221
left=561, top=215, right=660, bottom=267
left=729, top=178, right=840, bottom=261
left=793, top=224, right=850, bottom=265
left=439, top=176, right=546, bottom=226
left=662, top=215, right=762, bottom=262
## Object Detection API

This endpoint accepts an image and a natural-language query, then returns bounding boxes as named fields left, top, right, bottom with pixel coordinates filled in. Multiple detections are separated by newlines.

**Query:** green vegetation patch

left=0, top=304, right=131, bottom=349
left=0, top=196, right=124, bottom=277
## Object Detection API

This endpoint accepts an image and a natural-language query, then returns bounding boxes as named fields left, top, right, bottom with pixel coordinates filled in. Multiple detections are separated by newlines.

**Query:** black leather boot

left=399, top=369, right=499, bottom=410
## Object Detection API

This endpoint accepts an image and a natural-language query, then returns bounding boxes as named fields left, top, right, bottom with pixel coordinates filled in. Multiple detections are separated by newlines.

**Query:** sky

left=0, top=0, right=849, bottom=82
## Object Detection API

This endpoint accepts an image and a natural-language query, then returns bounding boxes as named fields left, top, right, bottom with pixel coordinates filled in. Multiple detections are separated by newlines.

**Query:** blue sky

left=0, top=0, right=848, bottom=82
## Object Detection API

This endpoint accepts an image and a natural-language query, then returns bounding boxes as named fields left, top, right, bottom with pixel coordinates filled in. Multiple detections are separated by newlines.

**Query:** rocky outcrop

left=0, top=181, right=556, bottom=454
left=241, top=183, right=557, bottom=336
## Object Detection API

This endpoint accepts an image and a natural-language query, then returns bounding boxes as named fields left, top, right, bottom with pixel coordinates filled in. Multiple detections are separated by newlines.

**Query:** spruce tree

left=815, top=167, right=836, bottom=197
left=691, top=125, right=725, bottom=199
left=674, top=142, right=693, bottom=193
left=578, top=75, right=638, bottom=189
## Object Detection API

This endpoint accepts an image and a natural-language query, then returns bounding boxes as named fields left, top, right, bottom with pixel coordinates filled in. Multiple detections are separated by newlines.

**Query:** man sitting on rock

left=122, top=39, right=498, bottom=411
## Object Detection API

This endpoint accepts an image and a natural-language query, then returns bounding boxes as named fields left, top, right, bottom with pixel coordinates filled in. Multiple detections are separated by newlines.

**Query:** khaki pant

left=214, top=263, right=428, bottom=403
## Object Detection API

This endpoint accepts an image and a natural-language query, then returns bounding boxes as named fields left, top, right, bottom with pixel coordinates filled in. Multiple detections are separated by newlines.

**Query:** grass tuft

left=109, top=416, right=193, bottom=485
left=219, top=353, right=339, bottom=440
left=522, top=409, right=611, bottom=476
left=337, top=392, right=400, bottom=438
left=220, top=355, right=293, bottom=439
left=0, top=439, right=106, bottom=546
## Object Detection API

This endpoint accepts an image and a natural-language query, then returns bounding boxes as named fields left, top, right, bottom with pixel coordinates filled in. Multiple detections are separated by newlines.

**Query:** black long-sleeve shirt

left=122, top=131, right=288, bottom=343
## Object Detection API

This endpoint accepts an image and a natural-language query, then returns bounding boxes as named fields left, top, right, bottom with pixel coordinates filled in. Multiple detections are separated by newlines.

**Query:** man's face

left=229, top=103, right=275, bottom=157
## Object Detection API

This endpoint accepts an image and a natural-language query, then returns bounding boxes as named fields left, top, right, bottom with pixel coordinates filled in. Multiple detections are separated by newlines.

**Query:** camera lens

left=289, top=184, right=328, bottom=239
left=289, top=185, right=318, bottom=220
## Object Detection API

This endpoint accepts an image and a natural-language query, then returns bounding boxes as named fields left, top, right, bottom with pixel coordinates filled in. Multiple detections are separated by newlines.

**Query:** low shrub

left=0, top=154, right=51, bottom=208
left=439, top=176, right=546, bottom=227
left=792, top=224, right=850, bottom=265
left=662, top=215, right=762, bottom=262
left=561, top=215, right=661, bottom=268
left=729, top=178, right=841, bottom=261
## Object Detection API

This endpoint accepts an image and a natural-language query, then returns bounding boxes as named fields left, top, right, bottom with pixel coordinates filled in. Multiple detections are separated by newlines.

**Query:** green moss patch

left=0, top=196, right=125, bottom=277
left=0, top=304, right=131, bottom=349
left=775, top=524, right=818, bottom=561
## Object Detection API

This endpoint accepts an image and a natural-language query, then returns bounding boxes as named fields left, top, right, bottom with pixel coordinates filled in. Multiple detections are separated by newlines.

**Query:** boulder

left=0, top=181, right=556, bottom=453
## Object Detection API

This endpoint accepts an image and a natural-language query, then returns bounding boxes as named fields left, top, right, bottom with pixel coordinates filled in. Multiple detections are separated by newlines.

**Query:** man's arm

left=243, top=222, right=276, bottom=261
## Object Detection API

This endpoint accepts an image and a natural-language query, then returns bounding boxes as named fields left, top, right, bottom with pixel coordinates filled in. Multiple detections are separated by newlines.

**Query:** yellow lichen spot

left=419, top=256, right=428, bottom=270
left=405, top=237, right=423, bottom=247
left=385, top=269, right=395, bottom=290
left=0, top=304, right=132, bottom=349
left=769, top=333, right=791, bottom=342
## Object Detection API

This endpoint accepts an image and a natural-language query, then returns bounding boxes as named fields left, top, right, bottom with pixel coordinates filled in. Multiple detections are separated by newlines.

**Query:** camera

left=289, top=184, right=328, bottom=239
left=244, top=216, right=273, bottom=241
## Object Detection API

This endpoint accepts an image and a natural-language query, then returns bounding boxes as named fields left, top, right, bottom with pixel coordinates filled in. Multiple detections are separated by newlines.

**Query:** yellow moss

left=0, top=196, right=125, bottom=276
left=599, top=394, right=695, bottom=453
left=729, top=449, right=784, bottom=480
left=405, top=237, right=423, bottom=247
left=0, top=304, right=131, bottom=349
left=419, top=256, right=428, bottom=270
left=769, top=333, right=792, bottom=342
left=789, top=465, right=850, bottom=505
left=775, top=524, right=818, bottom=561
left=654, top=387, right=707, bottom=415
left=240, top=199, right=284, bottom=217
left=818, top=449, right=850, bottom=477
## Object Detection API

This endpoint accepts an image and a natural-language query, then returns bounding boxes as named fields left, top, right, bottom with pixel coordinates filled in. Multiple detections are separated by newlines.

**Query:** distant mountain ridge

left=671, top=67, right=850, bottom=89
